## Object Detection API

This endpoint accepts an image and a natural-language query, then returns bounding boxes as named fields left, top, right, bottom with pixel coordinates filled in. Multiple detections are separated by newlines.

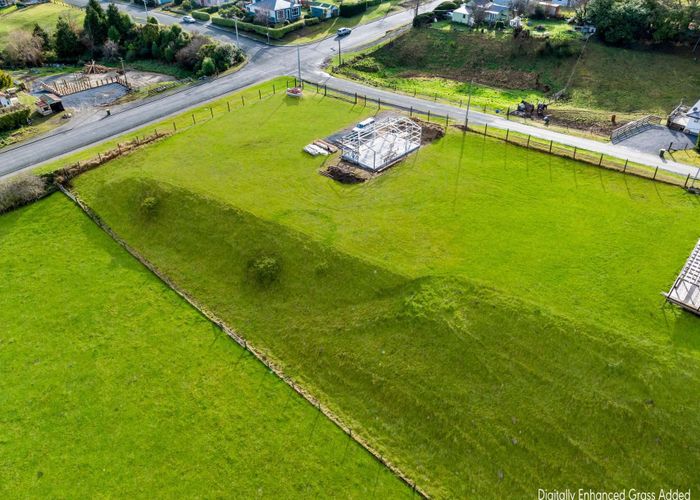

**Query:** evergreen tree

left=32, top=23, right=51, bottom=51
left=84, top=0, right=108, bottom=46
left=108, top=25, right=121, bottom=42
left=0, top=69, right=12, bottom=90
left=55, top=17, right=83, bottom=60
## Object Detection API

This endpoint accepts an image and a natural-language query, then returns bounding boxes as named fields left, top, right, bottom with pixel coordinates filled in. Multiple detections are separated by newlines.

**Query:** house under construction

left=340, top=116, right=421, bottom=172
left=665, top=239, right=700, bottom=316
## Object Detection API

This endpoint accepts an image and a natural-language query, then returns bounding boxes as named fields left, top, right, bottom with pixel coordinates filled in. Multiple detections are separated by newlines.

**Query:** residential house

left=0, top=91, right=19, bottom=109
left=0, top=0, right=16, bottom=7
left=309, top=1, right=338, bottom=19
left=451, top=4, right=473, bottom=25
left=246, top=0, right=301, bottom=24
left=684, top=99, right=700, bottom=135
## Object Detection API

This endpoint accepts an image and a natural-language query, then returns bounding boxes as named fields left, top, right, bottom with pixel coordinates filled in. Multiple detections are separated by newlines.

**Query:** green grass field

left=0, top=3, right=84, bottom=46
left=0, top=194, right=409, bottom=497
left=335, top=25, right=700, bottom=133
left=67, top=86, right=700, bottom=497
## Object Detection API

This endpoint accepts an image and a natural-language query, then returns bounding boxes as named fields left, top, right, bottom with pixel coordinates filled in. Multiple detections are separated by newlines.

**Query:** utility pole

left=120, top=57, right=128, bottom=87
left=337, top=38, right=342, bottom=66
left=234, top=17, right=240, bottom=48
left=143, top=0, right=148, bottom=15
left=414, top=0, right=419, bottom=18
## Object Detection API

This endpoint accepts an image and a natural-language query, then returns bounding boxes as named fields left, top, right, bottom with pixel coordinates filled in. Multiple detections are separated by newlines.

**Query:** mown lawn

left=0, top=194, right=408, bottom=498
left=335, top=26, right=700, bottom=131
left=70, top=87, right=700, bottom=497
left=0, top=3, right=84, bottom=46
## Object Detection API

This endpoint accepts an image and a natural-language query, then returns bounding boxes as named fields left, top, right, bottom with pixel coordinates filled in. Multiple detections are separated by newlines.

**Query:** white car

left=337, top=27, right=352, bottom=36
left=182, top=15, right=196, bottom=23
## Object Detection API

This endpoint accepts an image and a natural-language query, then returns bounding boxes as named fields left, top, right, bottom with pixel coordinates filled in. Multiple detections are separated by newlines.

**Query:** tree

left=0, top=69, right=12, bottom=90
left=84, top=0, right=108, bottom=46
left=108, top=25, right=121, bottom=42
left=201, top=56, right=216, bottom=76
left=198, top=42, right=241, bottom=72
left=103, top=39, right=120, bottom=59
left=3, top=30, right=44, bottom=66
left=55, top=16, right=83, bottom=60
left=32, top=23, right=51, bottom=50
left=175, top=33, right=209, bottom=69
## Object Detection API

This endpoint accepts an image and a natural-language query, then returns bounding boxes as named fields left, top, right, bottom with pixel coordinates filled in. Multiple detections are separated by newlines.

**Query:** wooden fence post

left=445, top=114, right=449, bottom=130
left=227, top=101, right=231, bottom=112
left=209, top=107, right=213, bottom=118
left=653, top=166, right=659, bottom=180
left=427, top=110, right=431, bottom=122
left=173, top=122, right=177, bottom=131
left=192, top=114, right=196, bottom=125
left=410, top=106, right=413, bottom=117
left=378, top=97, right=381, bottom=109
left=623, top=159, right=628, bottom=172
left=324, top=84, right=327, bottom=96
left=484, top=124, right=488, bottom=135
left=241, top=96, right=245, bottom=106
left=354, top=92, right=357, bottom=104
left=549, top=140, right=553, bottom=153
left=273, top=83, right=276, bottom=94
left=526, top=134, right=531, bottom=147
left=573, top=147, right=577, bottom=159
left=684, top=173, right=690, bottom=188
left=505, top=129, right=510, bottom=142
left=259, top=89, right=262, bottom=100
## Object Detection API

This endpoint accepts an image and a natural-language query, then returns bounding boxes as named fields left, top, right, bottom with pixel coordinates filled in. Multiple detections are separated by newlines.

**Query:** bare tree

left=3, top=30, right=44, bottom=66
left=102, top=39, right=120, bottom=60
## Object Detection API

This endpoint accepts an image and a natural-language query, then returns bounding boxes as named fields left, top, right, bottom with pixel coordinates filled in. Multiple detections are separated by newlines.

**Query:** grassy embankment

left=334, top=22, right=700, bottom=138
left=0, top=194, right=409, bottom=497
left=0, top=2, right=84, bottom=46
left=67, top=86, right=700, bottom=497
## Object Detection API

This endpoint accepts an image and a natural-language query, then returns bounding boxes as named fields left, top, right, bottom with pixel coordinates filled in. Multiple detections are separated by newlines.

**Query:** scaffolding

left=340, top=116, right=422, bottom=172
left=665, top=239, right=700, bottom=316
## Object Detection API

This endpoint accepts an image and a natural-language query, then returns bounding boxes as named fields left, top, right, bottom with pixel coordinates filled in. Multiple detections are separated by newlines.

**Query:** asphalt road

left=1, top=0, right=698, bottom=180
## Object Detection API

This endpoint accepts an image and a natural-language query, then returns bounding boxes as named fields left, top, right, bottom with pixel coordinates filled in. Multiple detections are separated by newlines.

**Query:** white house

left=451, top=4, right=474, bottom=25
left=0, top=92, right=19, bottom=109
left=684, top=99, right=700, bottom=135
left=245, top=0, right=301, bottom=24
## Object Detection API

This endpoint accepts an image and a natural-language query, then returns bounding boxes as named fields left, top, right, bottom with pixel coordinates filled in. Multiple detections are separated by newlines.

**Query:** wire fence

left=299, top=78, right=698, bottom=189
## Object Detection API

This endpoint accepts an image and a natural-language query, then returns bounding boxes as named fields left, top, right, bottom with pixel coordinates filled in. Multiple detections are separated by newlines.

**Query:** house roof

left=250, top=0, right=295, bottom=11
left=40, top=93, right=62, bottom=104
left=687, top=100, right=700, bottom=119
left=453, top=4, right=470, bottom=14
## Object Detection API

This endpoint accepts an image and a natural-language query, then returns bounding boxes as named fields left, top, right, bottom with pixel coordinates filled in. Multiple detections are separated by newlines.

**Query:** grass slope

left=0, top=194, right=408, bottom=498
left=336, top=26, right=699, bottom=127
left=72, top=90, right=700, bottom=497
left=0, top=3, right=84, bottom=46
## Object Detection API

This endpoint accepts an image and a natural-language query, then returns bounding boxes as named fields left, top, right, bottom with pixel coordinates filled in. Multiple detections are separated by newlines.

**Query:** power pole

left=465, top=79, right=472, bottom=126
left=337, top=38, right=342, bottom=66
left=414, top=0, right=420, bottom=18
left=234, top=17, right=240, bottom=48
left=297, top=45, right=302, bottom=84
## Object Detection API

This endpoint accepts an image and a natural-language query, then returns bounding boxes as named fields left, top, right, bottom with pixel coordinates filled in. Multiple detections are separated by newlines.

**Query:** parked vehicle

left=182, top=15, right=196, bottom=23
left=337, top=27, right=352, bottom=36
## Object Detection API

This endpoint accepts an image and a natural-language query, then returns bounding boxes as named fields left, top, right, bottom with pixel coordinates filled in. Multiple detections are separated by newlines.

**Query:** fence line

left=56, top=181, right=429, bottom=500
left=300, top=79, right=694, bottom=188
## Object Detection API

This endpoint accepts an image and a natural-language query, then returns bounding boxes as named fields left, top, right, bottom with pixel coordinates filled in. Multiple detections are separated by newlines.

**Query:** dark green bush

left=434, top=1, right=457, bottom=11
left=340, top=1, right=367, bottom=18
left=305, top=15, right=320, bottom=25
left=211, top=15, right=304, bottom=39
left=0, top=106, right=31, bottom=132
left=412, top=12, right=434, bottom=27
left=191, top=10, right=210, bottom=21
left=140, top=196, right=159, bottom=216
left=248, top=255, right=281, bottom=286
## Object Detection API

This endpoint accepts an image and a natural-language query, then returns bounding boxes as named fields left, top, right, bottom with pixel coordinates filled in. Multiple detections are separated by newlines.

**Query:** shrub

left=304, top=16, right=320, bottom=25
left=248, top=255, right=281, bottom=286
left=340, top=1, right=367, bottom=18
left=434, top=1, right=457, bottom=11
left=0, top=69, right=12, bottom=90
left=201, top=56, right=216, bottom=75
left=140, top=195, right=159, bottom=216
left=353, top=56, right=381, bottom=72
left=0, top=106, right=31, bottom=132
left=412, top=12, right=434, bottom=27
left=0, top=174, right=48, bottom=214
left=211, top=15, right=304, bottom=39
left=192, top=10, right=210, bottom=21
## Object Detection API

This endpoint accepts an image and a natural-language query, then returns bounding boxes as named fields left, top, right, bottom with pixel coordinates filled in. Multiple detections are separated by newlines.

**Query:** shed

left=36, top=93, right=64, bottom=115
left=685, top=99, right=700, bottom=135
left=537, top=1, right=561, bottom=17
left=309, top=1, right=338, bottom=18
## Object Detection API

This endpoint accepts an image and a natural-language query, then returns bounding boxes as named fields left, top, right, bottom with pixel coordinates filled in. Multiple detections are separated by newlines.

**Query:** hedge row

left=191, top=10, right=210, bottom=21
left=211, top=15, right=305, bottom=39
left=339, top=0, right=382, bottom=17
left=0, top=106, right=31, bottom=132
